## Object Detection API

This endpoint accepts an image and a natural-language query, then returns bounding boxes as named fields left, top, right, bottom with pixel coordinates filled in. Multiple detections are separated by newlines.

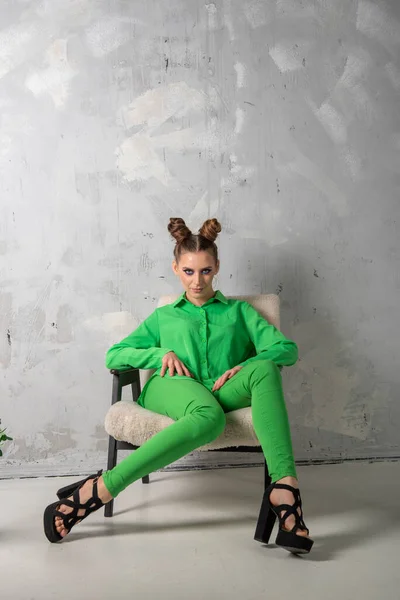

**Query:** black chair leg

left=142, top=475, right=150, bottom=484
left=105, top=436, right=117, bottom=518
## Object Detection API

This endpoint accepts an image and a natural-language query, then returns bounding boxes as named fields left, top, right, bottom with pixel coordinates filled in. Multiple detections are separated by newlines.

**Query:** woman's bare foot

left=55, top=476, right=113, bottom=538
left=269, top=476, right=309, bottom=538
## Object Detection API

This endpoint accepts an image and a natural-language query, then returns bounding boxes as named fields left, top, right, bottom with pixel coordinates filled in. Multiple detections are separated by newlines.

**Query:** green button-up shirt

left=106, top=291, right=298, bottom=395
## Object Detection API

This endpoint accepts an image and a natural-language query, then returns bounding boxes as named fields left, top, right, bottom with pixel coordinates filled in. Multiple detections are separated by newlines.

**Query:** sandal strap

left=55, top=475, right=104, bottom=534
left=267, top=482, right=309, bottom=534
left=270, top=483, right=300, bottom=494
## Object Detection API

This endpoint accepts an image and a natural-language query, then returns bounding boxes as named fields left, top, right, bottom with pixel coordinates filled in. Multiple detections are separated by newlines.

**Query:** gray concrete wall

left=1, top=0, right=400, bottom=477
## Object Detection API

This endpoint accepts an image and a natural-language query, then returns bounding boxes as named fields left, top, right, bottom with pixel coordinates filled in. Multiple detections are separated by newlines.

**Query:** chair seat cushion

left=105, top=402, right=260, bottom=450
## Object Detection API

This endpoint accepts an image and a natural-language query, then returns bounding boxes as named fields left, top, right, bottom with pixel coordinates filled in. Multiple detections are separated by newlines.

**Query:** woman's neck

left=185, top=289, right=216, bottom=307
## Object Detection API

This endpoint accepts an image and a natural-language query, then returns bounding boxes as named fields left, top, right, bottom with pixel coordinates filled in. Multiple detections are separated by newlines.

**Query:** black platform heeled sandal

left=55, top=470, right=103, bottom=500
left=44, top=472, right=105, bottom=543
left=254, top=482, right=314, bottom=555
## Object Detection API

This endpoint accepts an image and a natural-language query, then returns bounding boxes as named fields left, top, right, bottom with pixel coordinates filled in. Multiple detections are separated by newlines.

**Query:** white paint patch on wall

left=243, top=0, right=271, bottom=29
left=385, top=61, right=400, bottom=90
left=205, top=3, right=218, bottom=30
left=269, top=41, right=310, bottom=73
left=85, top=17, right=134, bottom=58
left=119, top=82, right=208, bottom=129
left=357, top=0, right=400, bottom=49
left=337, top=51, right=370, bottom=89
left=334, top=51, right=375, bottom=126
left=311, top=100, right=347, bottom=145
left=36, top=0, right=88, bottom=21
left=341, top=146, right=362, bottom=182
left=221, top=153, right=256, bottom=189
left=25, top=39, right=76, bottom=109
left=116, top=83, right=229, bottom=184
left=116, top=119, right=231, bottom=185
left=190, top=116, right=231, bottom=158
left=234, top=107, right=245, bottom=134
left=234, top=61, right=246, bottom=89
left=223, top=0, right=235, bottom=41
left=13, top=432, right=52, bottom=455
left=0, top=23, right=37, bottom=80
left=116, top=135, right=172, bottom=185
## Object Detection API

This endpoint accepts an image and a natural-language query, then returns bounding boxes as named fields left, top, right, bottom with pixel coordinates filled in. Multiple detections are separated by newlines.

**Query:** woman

left=44, top=217, right=313, bottom=554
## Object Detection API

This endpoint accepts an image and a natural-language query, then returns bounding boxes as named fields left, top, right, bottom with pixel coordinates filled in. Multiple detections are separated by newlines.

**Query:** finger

left=218, top=373, right=230, bottom=388
left=169, top=361, right=175, bottom=377
left=160, top=363, right=166, bottom=377
left=175, top=361, right=184, bottom=376
left=183, top=365, right=192, bottom=378
left=212, top=377, right=223, bottom=392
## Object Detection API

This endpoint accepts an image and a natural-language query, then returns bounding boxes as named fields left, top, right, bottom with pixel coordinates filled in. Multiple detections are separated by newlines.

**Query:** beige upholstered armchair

left=104, top=293, right=280, bottom=529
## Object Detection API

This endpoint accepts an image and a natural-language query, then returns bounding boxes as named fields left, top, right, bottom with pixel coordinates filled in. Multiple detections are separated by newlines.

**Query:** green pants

left=103, top=360, right=297, bottom=498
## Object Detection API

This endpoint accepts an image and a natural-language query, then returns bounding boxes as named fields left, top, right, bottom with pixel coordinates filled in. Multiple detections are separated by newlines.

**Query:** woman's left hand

left=212, top=366, right=243, bottom=392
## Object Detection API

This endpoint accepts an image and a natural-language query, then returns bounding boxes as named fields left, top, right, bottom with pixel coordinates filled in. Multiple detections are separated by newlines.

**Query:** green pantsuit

left=103, top=291, right=298, bottom=498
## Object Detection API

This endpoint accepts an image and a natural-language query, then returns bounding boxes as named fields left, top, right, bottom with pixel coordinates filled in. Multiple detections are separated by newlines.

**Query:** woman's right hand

left=160, top=351, right=193, bottom=378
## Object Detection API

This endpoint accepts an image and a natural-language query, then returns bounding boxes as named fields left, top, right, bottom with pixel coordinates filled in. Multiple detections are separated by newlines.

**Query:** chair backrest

left=139, top=294, right=280, bottom=388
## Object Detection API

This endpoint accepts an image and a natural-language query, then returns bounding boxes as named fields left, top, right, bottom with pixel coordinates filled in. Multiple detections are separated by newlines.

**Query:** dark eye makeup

left=183, top=268, right=212, bottom=275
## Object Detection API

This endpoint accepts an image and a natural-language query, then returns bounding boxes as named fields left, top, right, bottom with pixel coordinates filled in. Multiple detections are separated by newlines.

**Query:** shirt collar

left=172, top=290, right=228, bottom=308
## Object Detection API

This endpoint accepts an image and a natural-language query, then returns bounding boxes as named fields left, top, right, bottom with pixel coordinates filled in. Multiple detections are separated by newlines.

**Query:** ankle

left=275, top=476, right=298, bottom=488
left=97, top=476, right=113, bottom=504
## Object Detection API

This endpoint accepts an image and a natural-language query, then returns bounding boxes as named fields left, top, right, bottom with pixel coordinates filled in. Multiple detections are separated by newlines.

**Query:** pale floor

left=1, top=461, right=400, bottom=600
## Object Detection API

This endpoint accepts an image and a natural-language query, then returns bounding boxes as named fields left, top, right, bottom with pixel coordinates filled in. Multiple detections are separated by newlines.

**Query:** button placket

left=200, top=310, right=208, bottom=373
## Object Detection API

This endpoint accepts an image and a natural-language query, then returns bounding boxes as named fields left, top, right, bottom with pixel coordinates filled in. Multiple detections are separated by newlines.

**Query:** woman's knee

left=248, top=360, right=281, bottom=385
left=190, top=404, right=226, bottom=443
left=249, top=359, right=280, bottom=375
left=209, top=406, right=226, bottom=439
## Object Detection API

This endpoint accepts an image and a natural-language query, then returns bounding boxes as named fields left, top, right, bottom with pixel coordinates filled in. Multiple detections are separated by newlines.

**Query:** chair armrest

left=109, top=368, right=140, bottom=387
left=109, top=369, right=142, bottom=405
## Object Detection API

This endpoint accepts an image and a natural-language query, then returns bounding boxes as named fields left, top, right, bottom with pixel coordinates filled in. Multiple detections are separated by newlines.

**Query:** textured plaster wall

left=1, top=0, right=400, bottom=476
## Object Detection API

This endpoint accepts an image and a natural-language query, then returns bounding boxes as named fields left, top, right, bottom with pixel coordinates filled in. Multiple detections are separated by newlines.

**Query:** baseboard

left=1, top=450, right=399, bottom=480
left=0, top=451, right=264, bottom=479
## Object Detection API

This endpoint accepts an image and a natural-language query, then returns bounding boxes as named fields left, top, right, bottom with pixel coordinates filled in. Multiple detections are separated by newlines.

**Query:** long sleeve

left=237, top=303, right=298, bottom=368
left=105, top=310, right=172, bottom=370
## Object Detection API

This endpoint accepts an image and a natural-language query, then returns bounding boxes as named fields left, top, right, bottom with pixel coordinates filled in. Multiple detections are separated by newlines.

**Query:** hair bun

left=199, top=218, right=222, bottom=242
left=168, top=218, right=192, bottom=244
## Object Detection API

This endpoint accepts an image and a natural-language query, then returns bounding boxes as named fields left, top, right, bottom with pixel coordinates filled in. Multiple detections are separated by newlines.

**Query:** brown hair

left=168, top=217, right=222, bottom=263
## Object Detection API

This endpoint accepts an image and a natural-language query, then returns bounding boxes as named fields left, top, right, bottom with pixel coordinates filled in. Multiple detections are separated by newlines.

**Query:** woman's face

left=172, top=251, right=220, bottom=305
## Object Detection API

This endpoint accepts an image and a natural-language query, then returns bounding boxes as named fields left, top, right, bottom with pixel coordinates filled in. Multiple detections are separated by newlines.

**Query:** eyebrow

left=182, top=266, right=213, bottom=270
